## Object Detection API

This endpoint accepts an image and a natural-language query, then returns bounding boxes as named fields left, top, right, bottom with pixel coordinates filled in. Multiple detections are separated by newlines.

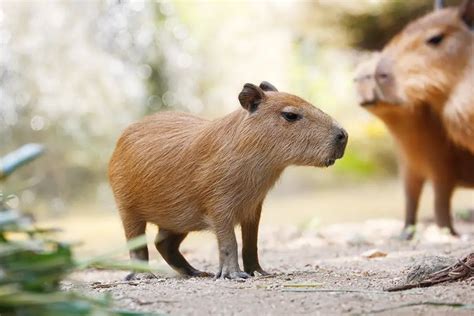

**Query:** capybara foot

left=398, top=226, right=416, bottom=240
left=125, top=272, right=158, bottom=281
left=215, top=269, right=250, bottom=280
left=245, top=266, right=270, bottom=276
left=441, top=226, right=458, bottom=237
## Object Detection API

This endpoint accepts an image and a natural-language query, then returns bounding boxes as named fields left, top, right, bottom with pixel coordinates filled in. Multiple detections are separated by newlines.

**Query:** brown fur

left=109, top=82, right=347, bottom=279
left=355, top=55, right=474, bottom=239
left=374, top=0, right=474, bottom=153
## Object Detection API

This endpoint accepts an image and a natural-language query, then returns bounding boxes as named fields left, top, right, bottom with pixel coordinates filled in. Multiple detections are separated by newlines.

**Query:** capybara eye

left=426, top=34, right=445, bottom=46
left=281, top=111, right=301, bottom=122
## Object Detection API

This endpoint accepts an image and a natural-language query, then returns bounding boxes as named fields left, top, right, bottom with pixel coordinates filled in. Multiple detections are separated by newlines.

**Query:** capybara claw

left=229, top=271, right=251, bottom=280
left=214, top=270, right=250, bottom=280
left=245, top=266, right=270, bottom=276
left=254, top=269, right=270, bottom=277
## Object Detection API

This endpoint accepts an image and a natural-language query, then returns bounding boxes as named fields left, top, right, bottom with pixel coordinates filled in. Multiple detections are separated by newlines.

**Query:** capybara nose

left=335, top=128, right=348, bottom=145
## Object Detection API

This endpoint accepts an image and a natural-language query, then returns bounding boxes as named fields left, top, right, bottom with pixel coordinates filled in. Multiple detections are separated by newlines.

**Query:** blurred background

left=1, top=0, right=472, bottom=257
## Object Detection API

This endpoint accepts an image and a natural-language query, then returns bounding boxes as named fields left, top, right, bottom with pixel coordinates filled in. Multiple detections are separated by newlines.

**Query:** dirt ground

left=64, top=219, right=474, bottom=316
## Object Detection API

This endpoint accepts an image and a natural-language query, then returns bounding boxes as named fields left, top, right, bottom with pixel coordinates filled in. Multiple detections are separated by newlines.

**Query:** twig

left=281, top=288, right=387, bottom=294
left=457, top=258, right=474, bottom=272
left=255, top=274, right=278, bottom=280
left=282, top=283, right=324, bottom=288
left=385, top=252, right=474, bottom=292
left=91, top=281, right=141, bottom=288
left=131, top=297, right=177, bottom=305
left=366, top=301, right=474, bottom=314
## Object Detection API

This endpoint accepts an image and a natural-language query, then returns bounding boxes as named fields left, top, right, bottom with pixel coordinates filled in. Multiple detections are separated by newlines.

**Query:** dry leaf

left=361, top=249, right=387, bottom=259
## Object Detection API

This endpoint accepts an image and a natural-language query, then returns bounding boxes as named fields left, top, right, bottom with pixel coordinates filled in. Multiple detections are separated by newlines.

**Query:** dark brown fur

left=109, top=82, right=347, bottom=279
left=355, top=56, right=474, bottom=238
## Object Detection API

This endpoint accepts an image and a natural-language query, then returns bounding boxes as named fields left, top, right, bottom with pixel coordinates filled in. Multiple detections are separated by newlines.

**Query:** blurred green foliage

left=333, top=137, right=398, bottom=179
left=0, top=191, right=159, bottom=315
left=0, top=1, right=198, bottom=212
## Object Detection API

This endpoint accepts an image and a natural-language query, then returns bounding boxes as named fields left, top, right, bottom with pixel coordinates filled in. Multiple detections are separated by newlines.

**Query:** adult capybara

left=355, top=54, right=474, bottom=239
left=374, top=0, right=474, bottom=153
left=109, top=82, right=347, bottom=279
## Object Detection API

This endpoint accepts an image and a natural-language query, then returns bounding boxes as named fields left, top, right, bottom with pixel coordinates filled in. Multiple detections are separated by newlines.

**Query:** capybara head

left=237, top=82, right=347, bottom=168
left=374, top=0, right=474, bottom=108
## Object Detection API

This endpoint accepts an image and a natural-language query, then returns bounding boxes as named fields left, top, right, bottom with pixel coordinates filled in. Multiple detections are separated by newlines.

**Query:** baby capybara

left=355, top=54, right=474, bottom=239
left=374, top=0, right=474, bottom=153
left=109, top=82, right=347, bottom=279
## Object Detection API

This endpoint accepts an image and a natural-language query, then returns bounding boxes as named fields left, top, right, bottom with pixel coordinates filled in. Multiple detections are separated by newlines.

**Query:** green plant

left=0, top=191, right=160, bottom=316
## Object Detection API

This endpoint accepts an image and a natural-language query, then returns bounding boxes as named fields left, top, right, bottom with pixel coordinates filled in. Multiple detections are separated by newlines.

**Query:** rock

left=406, top=255, right=456, bottom=283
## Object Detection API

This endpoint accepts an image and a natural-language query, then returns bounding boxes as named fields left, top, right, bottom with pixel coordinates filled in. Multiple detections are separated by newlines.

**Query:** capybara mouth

left=336, top=147, right=346, bottom=159
left=360, top=100, right=377, bottom=107
left=325, top=158, right=336, bottom=167
left=361, top=100, right=403, bottom=108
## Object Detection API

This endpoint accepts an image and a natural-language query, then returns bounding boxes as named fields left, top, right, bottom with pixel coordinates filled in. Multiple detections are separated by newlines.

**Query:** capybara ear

left=459, top=0, right=474, bottom=28
left=259, top=81, right=278, bottom=92
left=238, top=83, right=265, bottom=113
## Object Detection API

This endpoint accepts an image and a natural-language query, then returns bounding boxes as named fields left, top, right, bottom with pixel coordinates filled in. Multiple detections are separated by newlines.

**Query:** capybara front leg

left=242, top=203, right=269, bottom=276
left=155, top=229, right=213, bottom=278
left=433, top=181, right=457, bottom=236
left=214, top=221, right=250, bottom=280
left=400, top=169, right=425, bottom=240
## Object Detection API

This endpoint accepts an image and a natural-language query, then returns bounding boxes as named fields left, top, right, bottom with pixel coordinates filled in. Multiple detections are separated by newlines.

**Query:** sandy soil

left=64, top=219, right=474, bottom=316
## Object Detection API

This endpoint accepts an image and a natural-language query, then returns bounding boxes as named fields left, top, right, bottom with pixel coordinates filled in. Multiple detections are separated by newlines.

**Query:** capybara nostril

left=376, top=73, right=390, bottom=80
left=374, top=57, right=393, bottom=84
left=333, top=128, right=348, bottom=160
left=375, top=72, right=392, bottom=87
left=336, top=128, right=348, bottom=144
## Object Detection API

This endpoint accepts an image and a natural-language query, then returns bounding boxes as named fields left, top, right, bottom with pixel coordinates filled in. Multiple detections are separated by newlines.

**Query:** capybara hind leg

left=242, top=202, right=269, bottom=276
left=122, top=218, right=148, bottom=261
left=433, top=182, right=457, bottom=236
left=155, top=229, right=213, bottom=277
left=400, top=170, right=425, bottom=240
left=120, top=215, right=153, bottom=280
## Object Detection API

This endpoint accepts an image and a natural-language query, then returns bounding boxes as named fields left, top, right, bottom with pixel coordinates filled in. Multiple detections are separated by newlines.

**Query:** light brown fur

left=109, top=82, right=347, bottom=279
left=355, top=55, right=474, bottom=239
left=374, top=0, right=474, bottom=153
